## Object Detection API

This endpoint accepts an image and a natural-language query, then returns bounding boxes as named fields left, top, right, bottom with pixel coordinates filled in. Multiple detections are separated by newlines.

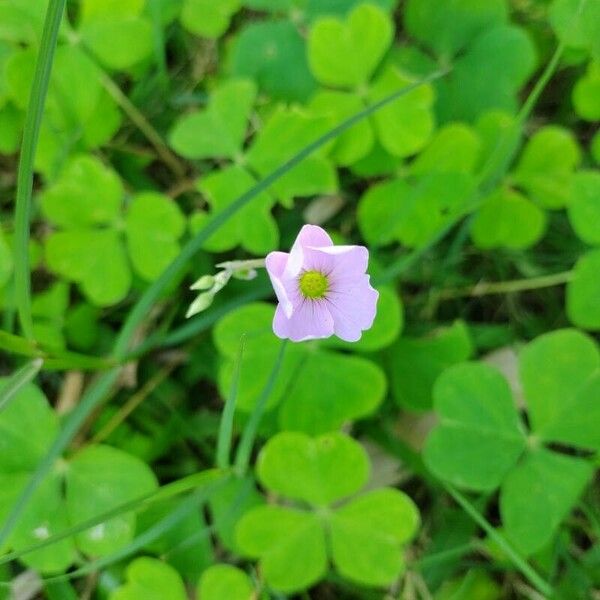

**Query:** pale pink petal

left=266, top=251, right=294, bottom=317
left=309, top=245, right=369, bottom=281
left=285, top=224, right=333, bottom=279
left=326, top=277, right=379, bottom=342
left=272, top=299, right=334, bottom=342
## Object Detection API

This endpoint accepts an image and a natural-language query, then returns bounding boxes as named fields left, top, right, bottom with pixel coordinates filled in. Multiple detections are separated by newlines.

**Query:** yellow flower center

left=299, top=270, right=328, bottom=299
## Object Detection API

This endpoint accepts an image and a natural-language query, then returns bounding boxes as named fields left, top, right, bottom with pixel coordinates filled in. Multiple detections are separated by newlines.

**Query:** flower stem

left=216, top=335, right=246, bottom=469
left=234, top=340, right=288, bottom=476
left=13, top=0, right=66, bottom=340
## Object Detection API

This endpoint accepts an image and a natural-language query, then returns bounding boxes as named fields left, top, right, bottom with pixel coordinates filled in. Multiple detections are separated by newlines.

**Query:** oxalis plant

left=0, top=0, right=599, bottom=599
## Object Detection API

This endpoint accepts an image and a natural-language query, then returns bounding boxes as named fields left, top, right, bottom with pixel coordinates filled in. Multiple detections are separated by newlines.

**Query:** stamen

left=299, top=270, right=328, bottom=299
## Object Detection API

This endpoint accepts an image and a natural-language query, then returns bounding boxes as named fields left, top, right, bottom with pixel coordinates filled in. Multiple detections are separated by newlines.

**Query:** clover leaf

left=5, top=46, right=121, bottom=176
left=0, top=380, right=158, bottom=573
left=388, top=321, right=473, bottom=411
left=213, top=302, right=386, bottom=434
left=180, top=0, right=240, bottom=38
left=198, top=564, right=255, bottom=600
left=404, top=0, right=508, bottom=59
left=424, top=329, right=598, bottom=554
left=236, top=432, right=419, bottom=592
left=78, top=0, right=153, bottom=70
left=512, top=125, right=581, bottom=209
left=307, top=4, right=435, bottom=161
left=110, top=557, right=188, bottom=600
left=550, top=0, right=600, bottom=62
left=308, top=3, right=393, bottom=88
left=169, top=79, right=256, bottom=160
left=358, top=172, right=475, bottom=249
left=470, top=187, right=546, bottom=250
left=230, top=20, right=317, bottom=102
left=42, top=155, right=185, bottom=306
left=191, top=166, right=278, bottom=255
left=573, top=61, right=600, bottom=121
left=567, top=171, right=600, bottom=245
left=567, top=249, right=600, bottom=329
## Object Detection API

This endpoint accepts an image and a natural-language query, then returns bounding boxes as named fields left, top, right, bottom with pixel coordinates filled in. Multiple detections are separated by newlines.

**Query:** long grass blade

left=13, top=0, right=66, bottom=340
left=0, top=358, right=43, bottom=413
left=444, top=484, right=553, bottom=598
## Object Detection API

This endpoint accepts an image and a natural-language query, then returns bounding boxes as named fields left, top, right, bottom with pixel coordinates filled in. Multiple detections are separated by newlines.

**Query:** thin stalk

left=13, top=0, right=66, bottom=340
left=0, top=358, right=43, bottom=412
left=235, top=340, right=288, bottom=476
left=100, top=73, right=186, bottom=178
left=216, top=335, right=246, bottom=469
left=438, top=270, right=573, bottom=300
left=444, top=484, right=554, bottom=598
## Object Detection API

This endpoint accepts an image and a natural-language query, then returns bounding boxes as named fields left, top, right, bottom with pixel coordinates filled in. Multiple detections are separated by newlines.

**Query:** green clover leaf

left=358, top=172, right=475, bottom=249
left=567, top=171, right=600, bottom=245
left=236, top=432, right=419, bottom=592
left=230, top=20, right=317, bottom=102
left=388, top=321, right=473, bottom=411
left=42, top=155, right=185, bottom=305
left=470, top=187, right=547, bottom=250
left=191, top=166, right=278, bottom=255
left=567, top=249, right=600, bottom=329
left=0, top=381, right=158, bottom=573
left=308, top=3, right=393, bottom=88
left=213, top=303, right=386, bottom=434
left=198, top=564, right=255, bottom=600
left=424, top=362, right=527, bottom=491
left=257, top=431, right=369, bottom=506
left=550, top=0, right=600, bottom=62
left=110, top=557, right=188, bottom=600
left=78, top=0, right=153, bottom=70
left=573, top=61, right=600, bottom=121
left=404, top=0, right=508, bottom=59
left=169, top=79, right=256, bottom=160
left=424, top=329, right=598, bottom=554
left=512, top=125, right=581, bottom=209
left=180, top=0, right=241, bottom=38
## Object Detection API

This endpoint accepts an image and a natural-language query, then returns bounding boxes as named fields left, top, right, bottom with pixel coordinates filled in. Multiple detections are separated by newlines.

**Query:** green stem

left=0, top=358, right=43, bottom=413
left=235, top=340, right=288, bottom=476
left=216, top=335, right=246, bottom=469
left=444, top=484, right=554, bottom=598
left=13, top=0, right=66, bottom=340
left=100, top=73, right=186, bottom=177
left=438, top=270, right=573, bottom=300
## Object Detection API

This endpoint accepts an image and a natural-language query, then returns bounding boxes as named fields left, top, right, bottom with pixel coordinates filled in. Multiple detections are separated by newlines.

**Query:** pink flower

left=266, top=225, right=379, bottom=342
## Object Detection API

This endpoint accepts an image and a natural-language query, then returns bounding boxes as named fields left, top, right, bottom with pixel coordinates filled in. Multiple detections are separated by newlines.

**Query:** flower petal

left=266, top=251, right=294, bottom=318
left=272, top=299, right=334, bottom=342
left=310, top=245, right=369, bottom=281
left=326, top=277, right=379, bottom=342
left=285, top=224, right=333, bottom=278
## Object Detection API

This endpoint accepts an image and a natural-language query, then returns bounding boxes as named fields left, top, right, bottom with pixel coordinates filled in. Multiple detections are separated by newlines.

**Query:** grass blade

left=0, top=358, right=43, bottom=413
left=13, top=0, right=66, bottom=340
left=216, top=335, right=246, bottom=469
left=444, top=483, right=553, bottom=598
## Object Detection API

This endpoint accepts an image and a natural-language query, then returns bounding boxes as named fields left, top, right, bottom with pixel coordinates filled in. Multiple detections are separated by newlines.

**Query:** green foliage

left=236, top=431, right=419, bottom=591
left=110, top=557, right=188, bottom=600
left=198, top=564, right=255, bottom=600
left=180, top=0, right=240, bottom=38
left=42, top=155, right=185, bottom=305
left=0, top=381, right=158, bottom=572
left=214, top=302, right=386, bottom=433
left=573, top=61, right=600, bottom=121
left=388, top=321, right=473, bottom=411
left=567, top=249, right=600, bottom=329
left=567, top=171, right=600, bottom=244
left=425, top=329, right=598, bottom=554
